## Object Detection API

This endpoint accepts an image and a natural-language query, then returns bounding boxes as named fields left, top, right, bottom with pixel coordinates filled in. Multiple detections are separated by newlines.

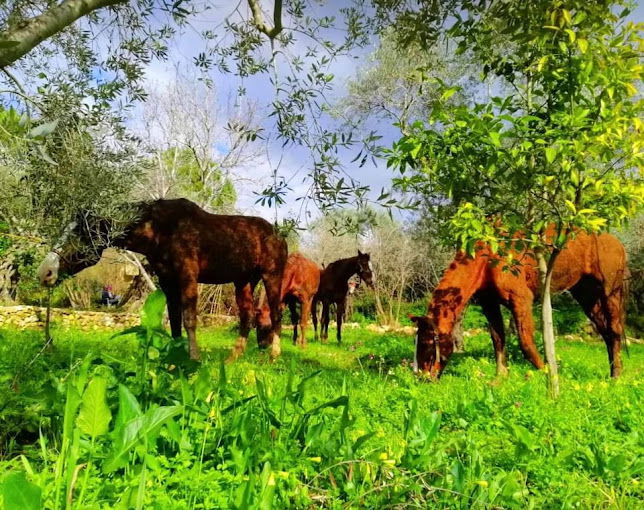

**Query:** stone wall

left=0, top=305, right=235, bottom=331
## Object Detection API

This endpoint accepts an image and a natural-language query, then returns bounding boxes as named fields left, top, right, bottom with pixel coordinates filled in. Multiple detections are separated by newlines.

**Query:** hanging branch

left=247, top=0, right=283, bottom=39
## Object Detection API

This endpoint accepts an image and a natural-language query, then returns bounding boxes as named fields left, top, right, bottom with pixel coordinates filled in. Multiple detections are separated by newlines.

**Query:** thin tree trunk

left=122, top=251, right=156, bottom=291
left=453, top=311, right=465, bottom=352
left=374, top=287, right=387, bottom=324
left=537, top=250, right=560, bottom=398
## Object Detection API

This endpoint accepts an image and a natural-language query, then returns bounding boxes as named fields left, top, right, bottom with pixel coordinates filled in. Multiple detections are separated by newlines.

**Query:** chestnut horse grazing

left=410, top=232, right=627, bottom=378
left=256, top=252, right=321, bottom=346
left=37, top=199, right=287, bottom=360
left=313, top=251, right=375, bottom=343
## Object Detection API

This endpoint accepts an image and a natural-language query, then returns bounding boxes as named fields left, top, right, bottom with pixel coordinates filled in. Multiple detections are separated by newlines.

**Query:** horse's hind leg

left=300, top=296, right=313, bottom=347
left=479, top=296, right=508, bottom=375
left=287, top=297, right=299, bottom=345
left=229, top=281, right=257, bottom=360
left=571, top=278, right=623, bottom=378
left=509, top=295, right=545, bottom=370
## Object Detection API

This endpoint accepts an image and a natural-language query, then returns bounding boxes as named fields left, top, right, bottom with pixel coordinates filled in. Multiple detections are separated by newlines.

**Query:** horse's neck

left=335, top=257, right=357, bottom=284
left=429, top=253, right=488, bottom=334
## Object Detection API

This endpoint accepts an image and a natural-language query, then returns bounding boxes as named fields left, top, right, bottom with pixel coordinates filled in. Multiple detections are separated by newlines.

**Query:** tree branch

left=0, top=0, right=126, bottom=67
left=247, top=0, right=283, bottom=39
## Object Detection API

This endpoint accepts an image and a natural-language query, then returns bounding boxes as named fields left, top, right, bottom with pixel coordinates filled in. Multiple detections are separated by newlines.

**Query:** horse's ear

left=357, top=249, right=363, bottom=256
left=408, top=314, right=424, bottom=324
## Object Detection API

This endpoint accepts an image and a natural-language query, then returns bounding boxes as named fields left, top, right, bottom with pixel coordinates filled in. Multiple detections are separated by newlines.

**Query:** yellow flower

left=308, top=457, right=322, bottom=463
left=476, top=480, right=489, bottom=488
left=379, top=452, right=388, bottom=460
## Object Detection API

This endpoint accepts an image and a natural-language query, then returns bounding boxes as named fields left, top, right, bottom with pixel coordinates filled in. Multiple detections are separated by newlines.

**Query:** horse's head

left=408, top=314, right=455, bottom=379
left=356, top=250, right=375, bottom=288
left=37, top=220, right=101, bottom=287
left=255, top=305, right=273, bottom=348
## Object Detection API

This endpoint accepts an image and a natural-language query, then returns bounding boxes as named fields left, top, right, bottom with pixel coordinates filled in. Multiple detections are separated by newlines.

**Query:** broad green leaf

left=441, top=87, right=458, bottom=101
left=0, top=40, right=19, bottom=49
left=62, top=383, right=82, bottom=443
left=545, top=147, right=557, bottom=164
left=27, top=120, right=59, bottom=138
left=36, top=143, right=58, bottom=166
left=141, top=289, right=167, bottom=330
left=561, top=9, right=572, bottom=26
left=105, top=405, right=183, bottom=472
left=114, top=384, right=142, bottom=430
left=577, top=38, right=588, bottom=53
left=1, top=472, right=41, bottom=510
left=76, top=377, right=112, bottom=438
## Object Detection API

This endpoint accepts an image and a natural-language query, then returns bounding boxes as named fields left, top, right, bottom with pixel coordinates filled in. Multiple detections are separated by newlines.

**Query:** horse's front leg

left=159, top=277, right=182, bottom=338
left=311, top=297, right=319, bottom=342
left=229, top=281, right=256, bottom=361
left=321, top=301, right=330, bottom=343
left=509, top=295, right=545, bottom=370
left=336, top=299, right=346, bottom=344
left=262, top=272, right=283, bottom=359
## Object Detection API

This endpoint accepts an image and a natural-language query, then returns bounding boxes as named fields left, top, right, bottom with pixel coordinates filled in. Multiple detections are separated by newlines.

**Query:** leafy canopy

left=388, top=1, right=643, bottom=254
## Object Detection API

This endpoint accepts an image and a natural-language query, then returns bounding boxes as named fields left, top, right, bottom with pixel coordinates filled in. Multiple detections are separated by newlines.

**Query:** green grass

left=1, top=314, right=643, bottom=509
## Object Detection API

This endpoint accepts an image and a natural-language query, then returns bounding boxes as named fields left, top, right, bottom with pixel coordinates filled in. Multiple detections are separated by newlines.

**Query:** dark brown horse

left=256, top=252, right=321, bottom=347
left=410, top=232, right=627, bottom=378
left=313, top=251, right=375, bottom=343
left=37, top=198, right=287, bottom=360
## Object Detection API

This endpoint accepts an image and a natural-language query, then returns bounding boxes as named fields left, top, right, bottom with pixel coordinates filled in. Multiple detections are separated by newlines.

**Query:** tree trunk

left=536, top=250, right=560, bottom=398
left=374, top=288, right=387, bottom=324
left=453, top=311, right=465, bottom=352
left=0, top=258, right=19, bottom=303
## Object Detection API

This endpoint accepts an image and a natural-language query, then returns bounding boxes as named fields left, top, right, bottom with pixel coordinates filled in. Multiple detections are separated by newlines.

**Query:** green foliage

left=156, top=147, right=237, bottom=212
left=1, top=472, right=41, bottom=510
left=1, top=321, right=643, bottom=508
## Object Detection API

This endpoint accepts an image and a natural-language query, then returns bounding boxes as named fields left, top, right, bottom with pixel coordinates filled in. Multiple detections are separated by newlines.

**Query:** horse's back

left=142, top=199, right=286, bottom=282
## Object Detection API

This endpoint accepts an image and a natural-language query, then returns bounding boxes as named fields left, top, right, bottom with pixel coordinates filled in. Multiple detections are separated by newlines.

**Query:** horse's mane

left=324, top=255, right=357, bottom=272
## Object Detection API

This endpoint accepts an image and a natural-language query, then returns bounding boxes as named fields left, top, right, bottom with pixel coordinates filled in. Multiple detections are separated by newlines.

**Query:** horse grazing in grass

left=37, top=198, right=287, bottom=360
left=410, top=232, right=627, bottom=379
left=256, top=252, right=321, bottom=347
left=313, top=251, right=375, bottom=344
